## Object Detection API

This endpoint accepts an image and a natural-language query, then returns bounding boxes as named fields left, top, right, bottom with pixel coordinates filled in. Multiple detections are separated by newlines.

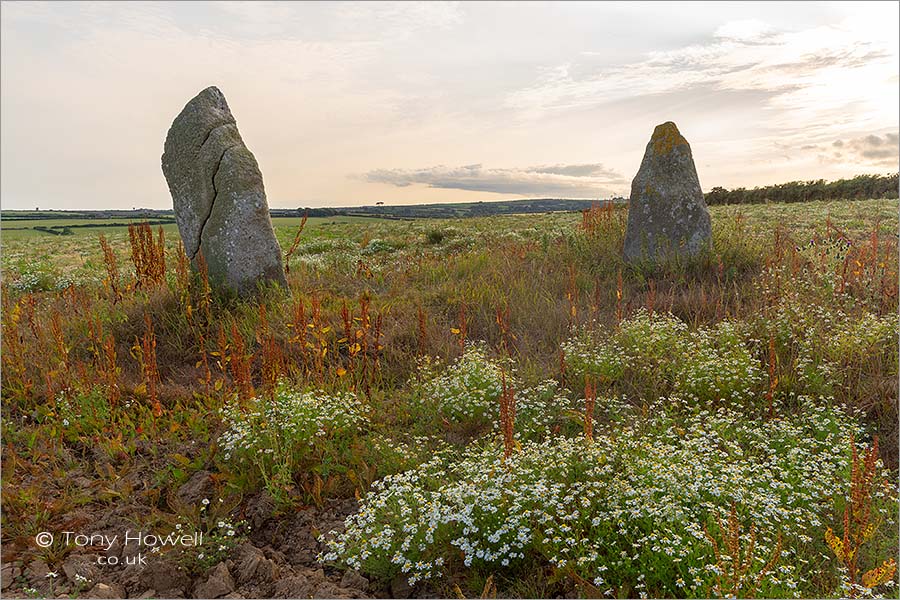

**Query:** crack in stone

left=190, top=143, right=240, bottom=261
left=198, top=121, right=234, bottom=153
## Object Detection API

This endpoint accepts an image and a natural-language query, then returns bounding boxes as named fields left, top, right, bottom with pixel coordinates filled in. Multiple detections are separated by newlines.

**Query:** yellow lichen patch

left=651, top=121, right=689, bottom=155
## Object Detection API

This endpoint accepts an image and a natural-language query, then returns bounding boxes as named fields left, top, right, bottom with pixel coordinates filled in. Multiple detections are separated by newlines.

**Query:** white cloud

left=824, top=132, right=900, bottom=167
left=361, top=163, right=624, bottom=197
left=713, top=19, right=775, bottom=41
left=0, top=2, right=896, bottom=209
left=506, top=11, right=898, bottom=152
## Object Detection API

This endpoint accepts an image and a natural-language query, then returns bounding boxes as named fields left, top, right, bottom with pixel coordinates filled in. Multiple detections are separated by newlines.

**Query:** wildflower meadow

left=1, top=198, right=897, bottom=598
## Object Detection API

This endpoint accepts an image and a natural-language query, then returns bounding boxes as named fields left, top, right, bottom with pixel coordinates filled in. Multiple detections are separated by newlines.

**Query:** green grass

left=0, top=214, right=385, bottom=240
left=1, top=197, right=897, bottom=598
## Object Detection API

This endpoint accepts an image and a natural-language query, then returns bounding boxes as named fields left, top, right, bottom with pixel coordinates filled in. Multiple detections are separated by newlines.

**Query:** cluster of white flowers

left=320, top=398, right=896, bottom=597
left=218, top=384, right=370, bottom=463
left=366, top=434, right=451, bottom=473
left=174, top=513, right=246, bottom=570
left=563, top=310, right=762, bottom=403
left=9, top=269, right=44, bottom=293
left=758, top=298, right=898, bottom=395
left=413, top=344, right=509, bottom=422
left=512, top=379, right=574, bottom=438
left=413, top=348, right=574, bottom=438
left=676, top=320, right=761, bottom=401
left=362, top=239, right=400, bottom=255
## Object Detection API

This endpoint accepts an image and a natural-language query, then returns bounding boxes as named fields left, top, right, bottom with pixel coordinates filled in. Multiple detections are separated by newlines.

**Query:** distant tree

left=703, top=173, right=898, bottom=205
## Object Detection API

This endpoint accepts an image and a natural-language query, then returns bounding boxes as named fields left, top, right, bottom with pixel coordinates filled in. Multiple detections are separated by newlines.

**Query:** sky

left=1, top=1, right=898, bottom=210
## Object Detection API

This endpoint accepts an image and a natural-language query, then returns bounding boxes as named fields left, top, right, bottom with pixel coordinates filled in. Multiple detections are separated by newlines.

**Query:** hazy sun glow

left=1, top=1, right=897, bottom=210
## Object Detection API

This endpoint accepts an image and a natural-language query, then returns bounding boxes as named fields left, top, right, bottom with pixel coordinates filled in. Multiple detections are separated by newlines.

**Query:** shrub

left=218, top=383, right=370, bottom=503
left=675, top=320, right=761, bottom=402
left=425, top=229, right=450, bottom=245
left=412, top=345, right=509, bottom=424
left=54, top=387, right=132, bottom=439
left=513, top=379, right=575, bottom=440
left=362, top=239, right=399, bottom=255
left=561, top=328, right=631, bottom=383
left=410, top=348, right=574, bottom=441
left=320, top=399, right=896, bottom=598
left=8, top=260, right=60, bottom=293
left=563, top=311, right=763, bottom=404
left=756, top=300, right=899, bottom=398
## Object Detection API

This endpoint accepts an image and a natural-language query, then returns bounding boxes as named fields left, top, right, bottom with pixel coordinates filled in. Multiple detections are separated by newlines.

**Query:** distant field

left=2, top=198, right=895, bottom=284
left=1, top=218, right=174, bottom=228
left=0, top=215, right=385, bottom=241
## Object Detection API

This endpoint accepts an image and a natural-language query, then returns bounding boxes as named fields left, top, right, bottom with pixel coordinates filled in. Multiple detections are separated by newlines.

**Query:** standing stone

left=623, top=121, right=711, bottom=263
left=162, top=86, right=287, bottom=296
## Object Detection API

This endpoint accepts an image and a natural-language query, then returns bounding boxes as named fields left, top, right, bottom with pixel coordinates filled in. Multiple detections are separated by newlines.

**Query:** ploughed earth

left=1, top=492, right=384, bottom=599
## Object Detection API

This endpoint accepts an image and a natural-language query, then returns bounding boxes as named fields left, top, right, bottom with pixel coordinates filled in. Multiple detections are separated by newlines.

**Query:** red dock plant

left=583, top=377, right=596, bottom=443
left=825, top=435, right=896, bottom=596
left=98, top=234, right=122, bottom=302
left=499, top=371, right=516, bottom=461
left=129, top=223, right=166, bottom=288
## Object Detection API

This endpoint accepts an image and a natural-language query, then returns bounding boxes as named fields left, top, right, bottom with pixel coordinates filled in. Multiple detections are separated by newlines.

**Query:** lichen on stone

left=650, top=121, right=688, bottom=156
left=623, top=121, right=711, bottom=263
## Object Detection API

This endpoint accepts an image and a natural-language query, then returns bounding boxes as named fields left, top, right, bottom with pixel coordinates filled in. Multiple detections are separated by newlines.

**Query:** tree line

left=704, top=173, right=898, bottom=206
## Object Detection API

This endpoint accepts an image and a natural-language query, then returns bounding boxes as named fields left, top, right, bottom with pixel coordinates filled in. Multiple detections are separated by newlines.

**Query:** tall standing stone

left=162, top=86, right=287, bottom=296
left=623, top=122, right=711, bottom=263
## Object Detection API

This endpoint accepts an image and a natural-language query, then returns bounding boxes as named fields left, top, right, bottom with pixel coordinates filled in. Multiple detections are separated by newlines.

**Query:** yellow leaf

left=450, top=328, right=461, bottom=335
left=336, top=368, right=347, bottom=377
left=825, top=527, right=845, bottom=563
left=862, top=558, right=897, bottom=589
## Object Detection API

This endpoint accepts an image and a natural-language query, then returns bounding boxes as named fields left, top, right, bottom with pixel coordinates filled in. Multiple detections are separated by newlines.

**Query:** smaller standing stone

left=623, top=121, right=712, bottom=263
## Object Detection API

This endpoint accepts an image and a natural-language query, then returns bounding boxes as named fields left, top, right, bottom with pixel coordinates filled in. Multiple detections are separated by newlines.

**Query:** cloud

left=713, top=19, right=775, bottom=42
left=361, top=163, right=625, bottom=197
left=847, top=132, right=899, bottom=164
left=529, top=163, right=622, bottom=178
left=820, top=132, right=898, bottom=167
left=505, top=12, right=899, bottom=146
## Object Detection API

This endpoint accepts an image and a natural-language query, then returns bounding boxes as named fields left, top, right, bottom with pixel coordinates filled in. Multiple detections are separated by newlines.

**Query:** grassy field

left=1, top=198, right=897, bottom=598
left=0, top=215, right=382, bottom=241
